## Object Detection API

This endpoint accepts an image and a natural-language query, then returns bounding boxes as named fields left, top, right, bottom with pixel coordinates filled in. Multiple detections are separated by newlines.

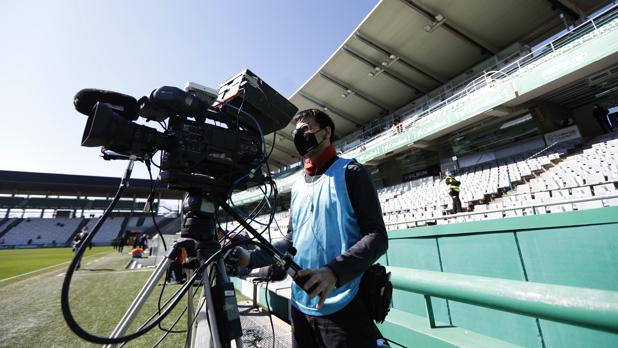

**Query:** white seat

left=486, top=212, right=503, bottom=220
left=603, top=198, right=618, bottom=207
left=551, top=189, right=570, bottom=201
left=548, top=204, right=573, bottom=213
left=573, top=201, right=604, bottom=210
left=517, top=183, right=530, bottom=193
left=534, top=191, right=551, bottom=202
left=571, top=186, right=593, bottom=198
left=474, top=204, right=488, bottom=212
left=593, top=183, right=616, bottom=196
left=584, top=173, right=606, bottom=186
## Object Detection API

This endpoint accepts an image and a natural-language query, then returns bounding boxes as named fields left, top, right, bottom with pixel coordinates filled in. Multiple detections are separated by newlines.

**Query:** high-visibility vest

left=445, top=176, right=461, bottom=193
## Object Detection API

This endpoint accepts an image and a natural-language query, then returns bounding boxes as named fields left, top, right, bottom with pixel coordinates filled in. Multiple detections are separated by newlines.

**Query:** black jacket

left=249, top=156, right=388, bottom=287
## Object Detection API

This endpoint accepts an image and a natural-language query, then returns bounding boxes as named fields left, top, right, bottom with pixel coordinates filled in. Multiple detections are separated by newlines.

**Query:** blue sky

left=0, top=0, right=378, bottom=179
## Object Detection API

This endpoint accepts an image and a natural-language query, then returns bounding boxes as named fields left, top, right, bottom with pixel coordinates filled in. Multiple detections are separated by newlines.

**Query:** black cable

left=62, top=223, right=254, bottom=346
left=262, top=162, right=277, bottom=348
left=264, top=280, right=276, bottom=348
left=156, top=275, right=188, bottom=334
left=222, top=185, right=271, bottom=245
left=152, top=305, right=187, bottom=348
left=151, top=284, right=203, bottom=348
left=146, top=160, right=167, bottom=251
left=117, top=275, right=203, bottom=348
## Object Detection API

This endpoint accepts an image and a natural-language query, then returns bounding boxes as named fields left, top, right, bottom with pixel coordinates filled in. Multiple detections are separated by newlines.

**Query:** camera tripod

left=104, top=189, right=304, bottom=348
left=61, top=158, right=309, bottom=347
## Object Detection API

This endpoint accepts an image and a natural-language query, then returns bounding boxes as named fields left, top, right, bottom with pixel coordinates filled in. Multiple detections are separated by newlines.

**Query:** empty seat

left=571, top=186, right=593, bottom=198
left=517, top=183, right=530, bottom=193
left=593, top=183, right=617, bottom=196
left=603, top=198, right=618, bottom=207
left=486, top=212, right=503, bottom=220
left=474, top=204, right=488, bottom=211
left=534, top=191, right=551, bottom=202
left=584, top=173, right=606, bottom=186
left=573, top=201, right=604, bottom=210
left=548, top=204, right=573, bottom=213
left=551, top=189, right=570, bottom=201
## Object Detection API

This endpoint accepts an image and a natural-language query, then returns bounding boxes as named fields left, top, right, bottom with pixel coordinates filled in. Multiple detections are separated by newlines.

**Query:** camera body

left=75, top=69, right=297, bottom=193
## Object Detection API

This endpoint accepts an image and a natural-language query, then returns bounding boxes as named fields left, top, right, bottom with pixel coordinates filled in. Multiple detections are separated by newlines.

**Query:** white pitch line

left=57, top=268, right=154, bottom=277
left=0, top=252, right=110, bottom=283
left=0, top=261, right=71, bottom=282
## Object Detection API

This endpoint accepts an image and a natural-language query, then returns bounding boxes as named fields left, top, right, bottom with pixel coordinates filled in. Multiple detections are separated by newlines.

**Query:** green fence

left=383, top=206, right=618, bottom=347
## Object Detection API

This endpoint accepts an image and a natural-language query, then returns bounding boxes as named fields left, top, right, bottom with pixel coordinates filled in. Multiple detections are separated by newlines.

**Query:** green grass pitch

left=0, top=247, right=112, bottom=282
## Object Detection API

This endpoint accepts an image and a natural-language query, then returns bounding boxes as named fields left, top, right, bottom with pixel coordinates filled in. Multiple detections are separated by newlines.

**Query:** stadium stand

left=1, top=218, right=83, bottom=245
left=85, top=216, right=125, bottom=245
left=225, top=132, right=618, bottom=233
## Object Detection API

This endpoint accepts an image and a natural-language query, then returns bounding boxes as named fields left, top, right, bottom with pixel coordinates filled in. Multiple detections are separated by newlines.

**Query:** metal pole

left=194, top=264, right=222, bottom=348
left=424, top=295, right=436, bottom=328
left=388, top=267, right=618, bottom=333
left=186, top=268, right=194, bottom=346
left=105, top=257, right=172, bottom=348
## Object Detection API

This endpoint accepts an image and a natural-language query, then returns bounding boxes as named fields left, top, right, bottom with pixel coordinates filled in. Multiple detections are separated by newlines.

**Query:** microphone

left=74, top=89, right=139, bottom=120
left=100, top=149, right=134, bottom=161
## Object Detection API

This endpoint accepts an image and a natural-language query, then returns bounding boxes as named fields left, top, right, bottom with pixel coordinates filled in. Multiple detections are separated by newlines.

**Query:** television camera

left=74, top=69, right=297, bottom=193
left=62, top=70, right=310, bottom=347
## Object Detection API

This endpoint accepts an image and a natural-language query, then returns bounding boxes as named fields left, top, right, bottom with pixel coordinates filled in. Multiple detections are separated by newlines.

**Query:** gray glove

left=223, top=246, right=245, bottom=277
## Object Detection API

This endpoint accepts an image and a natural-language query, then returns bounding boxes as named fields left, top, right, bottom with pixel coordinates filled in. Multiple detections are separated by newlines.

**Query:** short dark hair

left=293, top=109, right=335, bottom=143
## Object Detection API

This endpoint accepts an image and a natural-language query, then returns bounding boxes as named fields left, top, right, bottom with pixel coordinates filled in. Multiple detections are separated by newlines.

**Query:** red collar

left=304, top=145, right=336, bottom=175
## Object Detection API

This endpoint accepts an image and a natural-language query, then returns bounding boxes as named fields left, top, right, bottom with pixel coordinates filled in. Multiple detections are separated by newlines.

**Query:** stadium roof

left=264, top=0, right=605, bottom=169
left=0, top=170, right=183, bottom=199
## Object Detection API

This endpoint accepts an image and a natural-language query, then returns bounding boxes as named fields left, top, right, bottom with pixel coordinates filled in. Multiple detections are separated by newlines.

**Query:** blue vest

left=290, top=158, right=362, bottom=316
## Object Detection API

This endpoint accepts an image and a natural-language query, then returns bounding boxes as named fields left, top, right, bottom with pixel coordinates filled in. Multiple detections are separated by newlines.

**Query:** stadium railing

left=336, top=3, right=618, bottom=156
left=384, top=267, right=618, bottom=333
left=386, top=193, right=618, bottom=228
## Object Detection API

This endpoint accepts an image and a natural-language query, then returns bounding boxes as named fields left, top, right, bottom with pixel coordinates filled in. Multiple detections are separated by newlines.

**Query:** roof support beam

left=269, top=130, right=294, bottom=143
left=547, top=0, right=582, bottom=22
left=266, top=156, right=288, bottom=169
left=265, top=139, right=299, bottom=158
left=399, top=0, right=495, bottom=54
left=318, top=72, right=390, bottom=112
left=342, top=46, right=423, bottom=93
left=263, top=145, right=293, bottom=163
left=298, top=91, right=364, bottom=128
left=354, top=32, right=445, bottom=84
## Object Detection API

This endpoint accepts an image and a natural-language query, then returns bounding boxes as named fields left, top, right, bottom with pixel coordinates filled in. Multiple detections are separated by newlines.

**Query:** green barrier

left=387, top=267, right=618, bottom=334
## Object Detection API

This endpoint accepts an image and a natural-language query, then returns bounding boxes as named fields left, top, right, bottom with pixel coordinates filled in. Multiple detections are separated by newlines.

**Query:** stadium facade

left=0, top=171, right=182, bottom=248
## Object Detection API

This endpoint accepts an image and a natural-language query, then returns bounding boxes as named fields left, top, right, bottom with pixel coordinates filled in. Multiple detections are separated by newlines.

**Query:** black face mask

left=293, top=126, right=325, bottom=156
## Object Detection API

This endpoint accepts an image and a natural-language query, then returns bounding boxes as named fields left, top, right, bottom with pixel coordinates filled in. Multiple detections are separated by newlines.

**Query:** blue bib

left=290, top=158, right=362, bottom=316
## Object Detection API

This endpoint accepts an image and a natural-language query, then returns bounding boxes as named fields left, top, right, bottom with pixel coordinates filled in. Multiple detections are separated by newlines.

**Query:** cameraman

left=226, top=109, right=388, bottom=347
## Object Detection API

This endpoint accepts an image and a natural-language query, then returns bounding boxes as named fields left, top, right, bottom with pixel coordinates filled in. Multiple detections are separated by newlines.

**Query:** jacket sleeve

left=247, top=215, right=293, bottom=269
left=326, top=161, right=388, bottom=286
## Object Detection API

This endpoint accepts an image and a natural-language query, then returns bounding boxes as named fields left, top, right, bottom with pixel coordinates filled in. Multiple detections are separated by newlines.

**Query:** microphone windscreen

left=74, top=89, right=138, bottom=119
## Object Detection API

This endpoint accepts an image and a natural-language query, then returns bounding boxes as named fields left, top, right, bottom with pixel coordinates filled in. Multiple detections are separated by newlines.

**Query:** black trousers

left=451, top=193, right=462, bottom=213
left=291, top=295, right=380, bottom=348
left=595, top=116, right=611, bottom=133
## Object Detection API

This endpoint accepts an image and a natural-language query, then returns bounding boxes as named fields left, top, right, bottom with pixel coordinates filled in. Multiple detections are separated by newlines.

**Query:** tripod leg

left=194, top=263, right=223, bottom=348
left=186, top=268, right=194, bottom=346
left=104, top=257, right=172, bottom=348
left=214, top=259, right=243, bottom=348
